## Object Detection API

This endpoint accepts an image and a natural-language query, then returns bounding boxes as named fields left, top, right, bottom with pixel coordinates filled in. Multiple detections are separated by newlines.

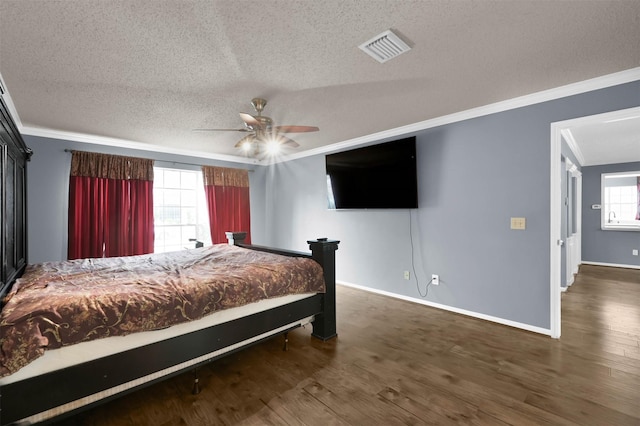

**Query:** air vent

left=359, top=30, right=411, bottom=63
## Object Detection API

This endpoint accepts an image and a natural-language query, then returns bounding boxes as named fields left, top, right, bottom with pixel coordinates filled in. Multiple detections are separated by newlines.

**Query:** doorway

left=549, top=106, right=640, bottom=338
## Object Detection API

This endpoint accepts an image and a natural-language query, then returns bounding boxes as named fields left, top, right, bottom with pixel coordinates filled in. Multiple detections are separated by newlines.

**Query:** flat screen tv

left=326, top=136, right=418, bottom=209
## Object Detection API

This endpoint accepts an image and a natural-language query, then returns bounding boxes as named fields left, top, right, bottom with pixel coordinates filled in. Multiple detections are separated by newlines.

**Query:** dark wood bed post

left=225, top=232, right=247, bottom=246
left=225, top=232, right=339, bottom=341
left=307, top=238, right=340, bottom=341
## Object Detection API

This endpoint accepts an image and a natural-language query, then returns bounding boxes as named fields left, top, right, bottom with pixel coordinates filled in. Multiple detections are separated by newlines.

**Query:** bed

left=0, top=232, right=339, bottom=425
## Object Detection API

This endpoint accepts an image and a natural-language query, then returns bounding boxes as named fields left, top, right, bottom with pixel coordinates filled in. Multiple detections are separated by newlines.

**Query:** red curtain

left=68, top=176, right=108, bottom=259
left=68, top=152, right=154, bottom=260
left=202, top=166, right=251, bottom=244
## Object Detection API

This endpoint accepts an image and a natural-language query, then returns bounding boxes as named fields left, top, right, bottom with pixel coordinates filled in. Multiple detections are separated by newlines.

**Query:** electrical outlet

left=404, top=271, right=410, bottom=280
left=431, top=274, right=439, bottom=285
left=633, top=249, right=639, bottom=256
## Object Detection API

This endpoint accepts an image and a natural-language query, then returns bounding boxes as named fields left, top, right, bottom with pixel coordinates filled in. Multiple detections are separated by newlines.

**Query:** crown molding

left=3, top=67, right=639, bottom=165
left=21, top=126, right=259, bottom=165
left=280, top=67, right=640, bottom=164
left=560, top=128, right=586, bottom=166
left=0, top=73, right=24, bottom=128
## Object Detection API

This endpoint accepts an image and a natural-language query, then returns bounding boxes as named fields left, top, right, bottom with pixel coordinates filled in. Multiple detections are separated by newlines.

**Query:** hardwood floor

left=56, top=265, right=640, bottom=425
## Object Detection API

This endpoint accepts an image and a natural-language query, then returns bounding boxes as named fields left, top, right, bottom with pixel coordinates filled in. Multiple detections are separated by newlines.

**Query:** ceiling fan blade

left=193, top=128, right=251, bottom=132
left=210, top=98, right=315, bottom=154
left=234, top=134, right=256, bottom=148
left=273, top=125, right=319, bottom=133
left=239, top=112, right=261, bottom=128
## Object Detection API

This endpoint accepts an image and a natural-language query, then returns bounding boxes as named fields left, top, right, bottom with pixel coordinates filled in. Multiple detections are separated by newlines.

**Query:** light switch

left=511, top=217, right=526, bottom=230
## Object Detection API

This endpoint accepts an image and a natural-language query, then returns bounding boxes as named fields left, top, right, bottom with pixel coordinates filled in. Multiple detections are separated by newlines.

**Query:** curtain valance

left=70, top=151, right=154, bottom=181
left=202, top=166, right=249, bottom=188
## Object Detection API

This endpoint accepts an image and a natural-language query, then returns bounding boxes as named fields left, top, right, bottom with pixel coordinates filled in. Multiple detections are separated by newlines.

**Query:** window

left=601, top=171, right=640, bottom=231
left=153, top=167, right=211, bottom=252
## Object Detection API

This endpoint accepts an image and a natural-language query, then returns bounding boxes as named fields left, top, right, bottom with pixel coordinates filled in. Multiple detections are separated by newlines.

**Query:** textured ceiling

left=0, top=0, right=639, bottom=164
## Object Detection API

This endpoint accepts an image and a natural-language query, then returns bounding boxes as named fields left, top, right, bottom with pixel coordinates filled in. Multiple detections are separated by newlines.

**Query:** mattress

left=0, top=244, right=325, bottom=377
left=0, top=292, right=316, bottom=386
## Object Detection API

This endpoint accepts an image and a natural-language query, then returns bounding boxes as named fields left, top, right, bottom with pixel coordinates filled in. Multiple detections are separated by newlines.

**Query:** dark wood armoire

left=0, top=81, right=31, bottom=299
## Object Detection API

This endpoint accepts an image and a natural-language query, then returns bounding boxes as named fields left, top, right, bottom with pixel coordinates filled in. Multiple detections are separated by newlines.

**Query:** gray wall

left=25, top=135, right=266, bottom=263
left=259, top=81, right=640, bottom=330
left=582, top=161, right=640, bottom=267
left=24, top=80, right=640, bottom=331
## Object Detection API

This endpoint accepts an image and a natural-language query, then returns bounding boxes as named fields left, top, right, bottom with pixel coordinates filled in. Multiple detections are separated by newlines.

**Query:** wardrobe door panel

left=0, top=142, right=5, bottom=286
left=0, top=92, right=30, bottom=296
left=5, top=149, right=15, bottom=283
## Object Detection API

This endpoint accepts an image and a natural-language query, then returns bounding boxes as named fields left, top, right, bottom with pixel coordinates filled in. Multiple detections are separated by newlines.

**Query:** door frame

left=549, top=106, right=640, bottom=338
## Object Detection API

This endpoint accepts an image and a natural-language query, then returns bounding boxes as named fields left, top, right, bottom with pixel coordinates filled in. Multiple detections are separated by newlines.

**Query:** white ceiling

left=0, top=0, right=639, bottom=165
left=566, top=112, right=640, bottom=166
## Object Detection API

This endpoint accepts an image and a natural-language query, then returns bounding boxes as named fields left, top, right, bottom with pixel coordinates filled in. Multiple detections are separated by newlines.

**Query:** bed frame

left=0, top=232, right=339, bottom=425
left=0, top=93, right=340, bottom=424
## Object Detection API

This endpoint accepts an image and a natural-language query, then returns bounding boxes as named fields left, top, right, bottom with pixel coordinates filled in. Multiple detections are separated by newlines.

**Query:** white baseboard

left=337, top=281, right=552, bottom=337
left=581, top=261, right=640, bottom=270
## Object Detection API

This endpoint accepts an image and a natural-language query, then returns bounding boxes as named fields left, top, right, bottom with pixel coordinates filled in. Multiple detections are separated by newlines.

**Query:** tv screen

left=326, top=136, right=418, bottom=209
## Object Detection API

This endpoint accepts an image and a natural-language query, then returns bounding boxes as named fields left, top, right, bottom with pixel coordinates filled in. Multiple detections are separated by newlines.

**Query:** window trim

left=153, top=166, right=212, bottom=252
left=600, top=171, right=640, bottom=232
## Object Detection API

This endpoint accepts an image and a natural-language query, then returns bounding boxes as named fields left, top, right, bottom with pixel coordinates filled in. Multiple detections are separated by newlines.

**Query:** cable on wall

left=409, top=209, right=434, bottom=298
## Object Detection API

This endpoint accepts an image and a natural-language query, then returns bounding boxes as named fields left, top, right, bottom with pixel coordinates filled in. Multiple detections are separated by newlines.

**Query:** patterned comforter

left=0, top=244, right=325, bottom=377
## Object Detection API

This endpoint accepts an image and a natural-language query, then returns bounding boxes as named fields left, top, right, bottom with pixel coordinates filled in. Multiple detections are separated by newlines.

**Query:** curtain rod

left=63, top=149, right=254, bottom=172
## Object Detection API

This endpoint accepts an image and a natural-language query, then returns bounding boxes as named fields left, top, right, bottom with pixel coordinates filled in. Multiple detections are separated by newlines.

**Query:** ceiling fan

left=194, top=98, right=319, bottom=155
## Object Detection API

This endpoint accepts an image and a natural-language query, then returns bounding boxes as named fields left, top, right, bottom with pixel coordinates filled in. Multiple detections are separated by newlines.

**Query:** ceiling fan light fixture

left=194, top=97, right=318, bottom=156
left=265, top=140, right=281, bottom=155
left=359, top=29, right=411, bottom=63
